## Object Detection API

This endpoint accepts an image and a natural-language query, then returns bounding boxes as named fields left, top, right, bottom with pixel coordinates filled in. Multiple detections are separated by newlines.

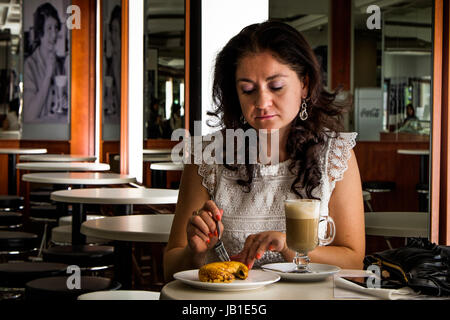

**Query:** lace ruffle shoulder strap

left=326, top=132, right=358, bottom=185
left=190, top=133, right=220, bottom=198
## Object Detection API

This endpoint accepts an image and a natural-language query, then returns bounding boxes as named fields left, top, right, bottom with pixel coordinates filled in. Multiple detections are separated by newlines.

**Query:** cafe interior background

left=0, top=0, right=449, bottom=290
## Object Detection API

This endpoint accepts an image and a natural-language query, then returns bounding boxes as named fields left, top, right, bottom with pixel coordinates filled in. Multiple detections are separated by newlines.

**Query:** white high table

left=143, top=148, right=172, bottom=155
left=81, top=214, right=174, bottom=242
left=22, top=172, right=137, bottom=249
left=150, top=162, right=184, bottom=171
left=51, top=188, right=178, bottom=246
left=0, top=148, right=47, bottom=195
left=161, top=275, right=341, bottom=300
left=19, top=154, right=97, bottom=162
left=16, top=162, right=110, bottom=172
left=22, top=172, right=136, bottom=186
left=365, top=211, right=428, bottom=238
left=81, top=214, right=175, bottom=289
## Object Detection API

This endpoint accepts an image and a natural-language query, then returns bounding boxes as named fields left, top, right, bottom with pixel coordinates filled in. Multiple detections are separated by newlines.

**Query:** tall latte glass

left=284, top=199, right=335, bottom=273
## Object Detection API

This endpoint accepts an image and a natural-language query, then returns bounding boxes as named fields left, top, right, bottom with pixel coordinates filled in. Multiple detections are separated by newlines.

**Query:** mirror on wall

left=268, top=0, right=433, bottom=248
left=353, top=0, right=432, bottom=142
left=352, top=0, right=432, bottom=240
left=270, top=0, right=329, bottom=87
left=0, top=0, right=22, bottom=139
left=144, top=0, right=185, bottom=140
left=102, top=0, right=121, bottom=142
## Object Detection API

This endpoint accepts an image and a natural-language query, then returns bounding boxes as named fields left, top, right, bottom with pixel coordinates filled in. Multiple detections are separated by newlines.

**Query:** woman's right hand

left=186, top=200, right=223, bottom=255
left=45, top=51, right=57, bottom=78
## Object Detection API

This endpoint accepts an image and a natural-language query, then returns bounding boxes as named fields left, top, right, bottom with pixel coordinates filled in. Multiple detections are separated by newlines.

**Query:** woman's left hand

left=231, top=231, right=288, bottom=269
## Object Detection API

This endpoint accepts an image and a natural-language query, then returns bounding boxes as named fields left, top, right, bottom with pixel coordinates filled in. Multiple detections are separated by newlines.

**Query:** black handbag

left=363, top=238, right=450, bottom=296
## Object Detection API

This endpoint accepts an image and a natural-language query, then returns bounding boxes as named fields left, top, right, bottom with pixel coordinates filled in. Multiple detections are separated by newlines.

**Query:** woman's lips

left=255, top=115, right=276, bottom=120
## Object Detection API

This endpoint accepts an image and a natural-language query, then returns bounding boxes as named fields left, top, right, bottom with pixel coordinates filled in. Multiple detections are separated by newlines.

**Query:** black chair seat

left=362, top=181, right=396, bottom=193
left=29, top=205, right=61, bottom=221
left=29, top=191, right=53, bottom=204
left=0, top=196, right=24, bottom=212
left=0, top=231, right=38, bottom=252
left=42, top=245, right=114, bottom=268
left=0, top=212, right=22, bottom=228
left=0, top=262, right=68, bottom=287
left=25, top=276, right=121, bottom=301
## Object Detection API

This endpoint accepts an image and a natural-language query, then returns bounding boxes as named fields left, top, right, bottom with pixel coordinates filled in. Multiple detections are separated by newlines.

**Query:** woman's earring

left=240, top=115, right=247, bottom=125
left=299, top=99, right=308, bottom=121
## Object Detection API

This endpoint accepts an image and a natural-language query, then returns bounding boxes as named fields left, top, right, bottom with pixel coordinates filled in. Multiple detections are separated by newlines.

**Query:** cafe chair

left=0, top=212, right=23, bottom=230
left=77, top=290, right=160, bottom=300
left=42, top=245, right=115, bottom=274
left=0, top=231, right=39, bottom=263
left=362, top=190, right=373, bottom=212
left=0, top=261, right=68, bottom=300
left=25, top=276, right=121, bottom=301
left=29, top=204, right=62, bottom=257
left=0, top=195, right=24, bottom=212
left=29, top=190, right=53, bottom=206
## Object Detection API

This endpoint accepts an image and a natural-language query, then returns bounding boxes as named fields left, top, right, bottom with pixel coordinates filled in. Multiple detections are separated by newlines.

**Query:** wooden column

left=431, top=0, right=450, bottom=245
left=120, top=0, right=129, bottom=174
left=70, top=0, right=96, bottom=156
left=330, top=0, right=352, bottom=91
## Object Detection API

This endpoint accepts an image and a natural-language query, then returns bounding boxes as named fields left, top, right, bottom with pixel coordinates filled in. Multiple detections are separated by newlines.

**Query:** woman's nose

left=254, top=90, right=272, bottom=109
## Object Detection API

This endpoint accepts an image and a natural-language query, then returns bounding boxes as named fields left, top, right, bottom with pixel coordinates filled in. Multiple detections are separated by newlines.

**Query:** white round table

left=81, top=214, right=174, bottom=289
left=19, top=154, right=97, bottom=162
left=143, top=148, right=172, bottom=155
left=77, top=290, right=160, bottom=300
left=161, top=274, right=340, bottom=300
left=22, top=172, right=136, bottom=186
left=397, top=149, right=429, bottom=156
left=50, top=188, right=178, bottom=246
left=81, top=214, right=174, bottom=242
left=365, top=211, right=428, bottom=238
left=0, top=148, right=47, bottom=195
left=50, top=188, right=178, bottom=205
left=150, top=162, right=184, bottom=171
left=16, top=162, right=110, bottom=172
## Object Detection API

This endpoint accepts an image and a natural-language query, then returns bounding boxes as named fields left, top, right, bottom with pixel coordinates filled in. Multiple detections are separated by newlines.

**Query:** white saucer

left=261, top=263, right=341, bottom=281
left=173, top=269, right=280, bottom=291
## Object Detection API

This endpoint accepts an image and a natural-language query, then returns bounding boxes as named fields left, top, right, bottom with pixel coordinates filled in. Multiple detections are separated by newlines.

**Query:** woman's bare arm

left=306, top=149, right=366, bottom=269
left=163, top=164, right=212, bottom=281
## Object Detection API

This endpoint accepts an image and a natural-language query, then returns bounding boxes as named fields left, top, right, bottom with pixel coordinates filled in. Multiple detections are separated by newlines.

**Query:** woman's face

left=40, top=16, right=59, bottom=53
left=235, top=51, right=308, bottom=136
left=111, top=19, right=121, bottom=54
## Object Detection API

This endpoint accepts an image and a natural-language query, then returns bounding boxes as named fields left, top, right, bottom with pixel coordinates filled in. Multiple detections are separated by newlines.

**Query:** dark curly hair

left=208, top=21, right=351, bottom=198
left=33, top=3, right=61, bottom=45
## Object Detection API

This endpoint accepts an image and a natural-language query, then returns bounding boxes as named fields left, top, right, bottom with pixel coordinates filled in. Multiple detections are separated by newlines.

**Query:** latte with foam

left=285, top=199, right=320, bottom=253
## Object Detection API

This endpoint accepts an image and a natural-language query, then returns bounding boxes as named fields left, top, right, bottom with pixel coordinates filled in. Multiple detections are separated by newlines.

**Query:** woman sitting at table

left=164, top=21, right=365, bottom=280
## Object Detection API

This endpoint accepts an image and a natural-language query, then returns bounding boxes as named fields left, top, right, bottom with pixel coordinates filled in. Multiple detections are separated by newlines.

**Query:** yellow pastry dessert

left=198, top=261, right=249, bottom=283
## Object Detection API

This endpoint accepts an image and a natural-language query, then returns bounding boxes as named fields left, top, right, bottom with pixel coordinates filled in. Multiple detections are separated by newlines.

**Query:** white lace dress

left=196, top=132, right=357, bottom=267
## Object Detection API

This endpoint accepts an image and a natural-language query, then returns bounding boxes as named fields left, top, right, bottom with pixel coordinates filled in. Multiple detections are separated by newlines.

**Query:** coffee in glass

left=284, top=199, right=335, bottom=273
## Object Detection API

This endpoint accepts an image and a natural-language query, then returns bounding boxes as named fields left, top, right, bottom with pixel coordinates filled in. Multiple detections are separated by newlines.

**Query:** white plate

left=173, top=269, right=280, bottom=291
left=261, top=263, right=341, bottom=281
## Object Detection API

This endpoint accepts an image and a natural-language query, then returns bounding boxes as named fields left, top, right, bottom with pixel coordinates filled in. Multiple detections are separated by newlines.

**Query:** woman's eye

left=241, top=86, right=255, bottom=95
left=270, top=82, right=284, bottom=91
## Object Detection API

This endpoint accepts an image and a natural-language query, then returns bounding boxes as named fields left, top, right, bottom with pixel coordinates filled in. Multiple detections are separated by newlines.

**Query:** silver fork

left=213, top=217, right=230, bottom=262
